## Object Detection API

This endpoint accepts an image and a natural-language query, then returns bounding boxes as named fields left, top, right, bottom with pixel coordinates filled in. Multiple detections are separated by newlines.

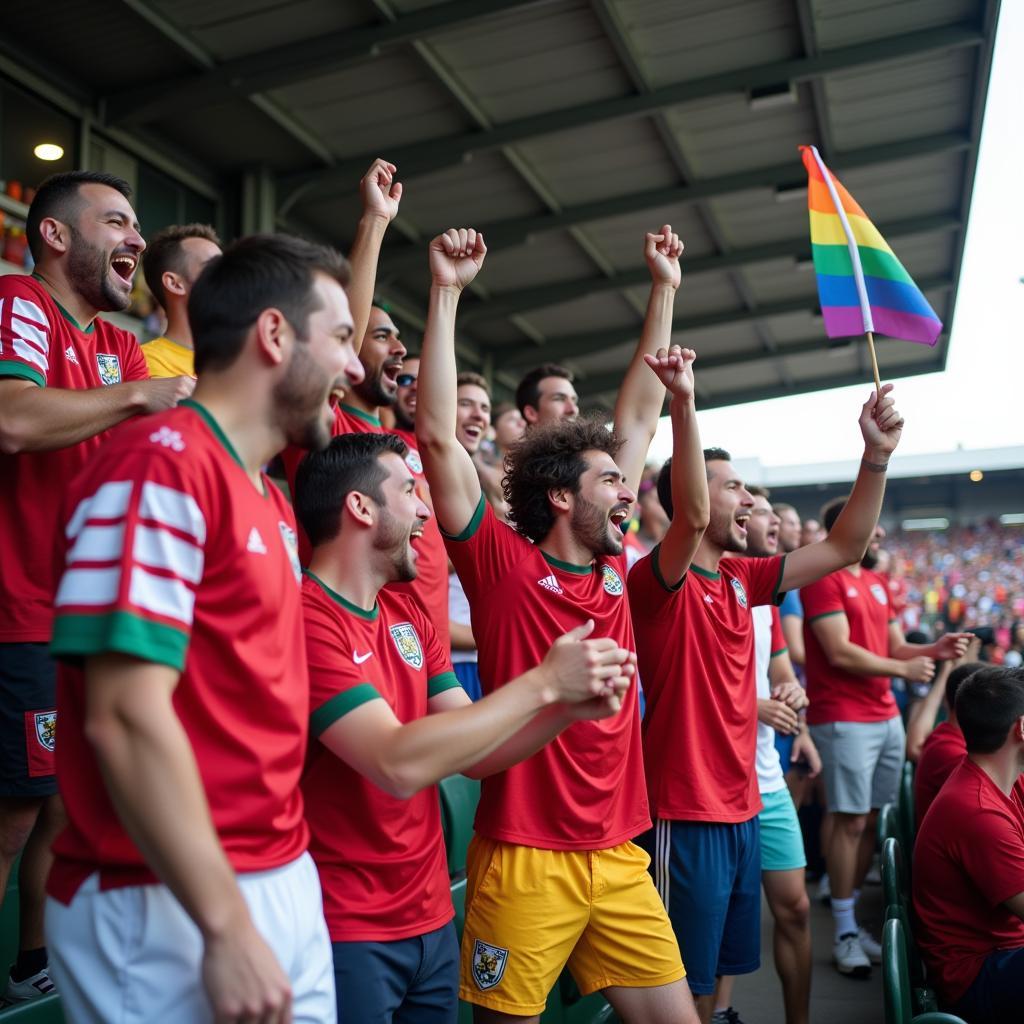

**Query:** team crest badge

left=390, top=622, right=423, bottom=669
left=278, top=521, right=302, bottom=584
left=730, top=577, right=748, bottom=609
left=601, top=564, right=623, bottom=596
left=95, top=353, right=122, bottom=385
left=870, top=583, right=889, bottom=606
left=404, top=448, right=423, bottom=474
left=34, top=712, right=56, bottom=753
left=471, top=939, right=509, bottom=991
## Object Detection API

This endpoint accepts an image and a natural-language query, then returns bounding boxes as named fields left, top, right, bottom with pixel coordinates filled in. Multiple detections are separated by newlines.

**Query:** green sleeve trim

left=310, top=683, right=381, bottom=737
left=770, top=645, right=789, bottom=658
left=441, top=493, right=486, bottom=543
left=427, top=671, right=460, bottom=697
left=0, top=360, right=45, bottom=388
left=771, top=554, right=788, bottom=606
left=888, top=617, right=898, bottom=625
left=651, top=544, right=684, bottom=593
left=807, top=610, right=845, bottom=624
left=51, top=611, right=190, bottom=671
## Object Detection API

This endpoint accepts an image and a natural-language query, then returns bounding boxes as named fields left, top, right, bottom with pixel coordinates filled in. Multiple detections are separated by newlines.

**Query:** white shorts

left=46, top=852, right=335, bottom=1024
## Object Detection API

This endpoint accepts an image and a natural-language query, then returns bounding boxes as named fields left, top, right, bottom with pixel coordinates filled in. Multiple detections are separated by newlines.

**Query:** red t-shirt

left=47, top=401, right=309, bottom=902
left=915, top=721, right=966, bottom=828
left=802, top=567, right=898, bottom=725
left=281, top=405, right=450, bottom=652
left=629, top=548, right=786, bottom=822
left=913, top=758, right=1024, bottom=1005
left=0, top=274, right=149, bottom=641
left=444, top=498, right=649, bottom=850
left=300, top=572, right=459, bottom=941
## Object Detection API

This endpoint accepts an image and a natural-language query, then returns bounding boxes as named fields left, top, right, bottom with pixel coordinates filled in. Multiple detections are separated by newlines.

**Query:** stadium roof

left=1, top=0, right=1001, bottom=407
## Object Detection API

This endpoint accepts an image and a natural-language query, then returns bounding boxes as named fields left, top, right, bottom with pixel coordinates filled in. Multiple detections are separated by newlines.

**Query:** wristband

left=861, top=456, right=889, bottom=473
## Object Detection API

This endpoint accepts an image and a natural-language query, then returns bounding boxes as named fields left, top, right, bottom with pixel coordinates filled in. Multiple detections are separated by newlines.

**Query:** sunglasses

left=396, top=373, right=417, bottom=387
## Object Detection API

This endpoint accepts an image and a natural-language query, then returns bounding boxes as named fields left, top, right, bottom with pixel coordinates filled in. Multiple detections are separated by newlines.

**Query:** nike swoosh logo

left=353, top=651, right=373, bottom=664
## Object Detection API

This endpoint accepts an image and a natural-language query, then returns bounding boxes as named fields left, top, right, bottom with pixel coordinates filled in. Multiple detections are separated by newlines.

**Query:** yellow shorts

left=459, top=836, right=685, bottom=1015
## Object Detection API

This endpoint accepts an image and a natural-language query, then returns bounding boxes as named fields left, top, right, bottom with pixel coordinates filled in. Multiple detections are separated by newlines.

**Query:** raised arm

left=781, top=384, right=903, bottom=591
left=905, top=661, right=952, bottom=762
left=318, top=621, right=633, bottom=798
left=84, top=654, right=290, bottom=1022
left=613, top=225, right=683, bottom=494
left=345, top=159, right=402, bottom=356
left=810, top=612, right=935, bottom=683
left=889, top=620, right=972, bottom=664
left=416, top=229, right=487, bottom=536
left=645, top=346, right=709, bottom=585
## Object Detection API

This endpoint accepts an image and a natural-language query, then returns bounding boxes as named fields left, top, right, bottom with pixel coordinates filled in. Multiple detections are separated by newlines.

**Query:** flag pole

left=865, top=332, right=882, bottom=395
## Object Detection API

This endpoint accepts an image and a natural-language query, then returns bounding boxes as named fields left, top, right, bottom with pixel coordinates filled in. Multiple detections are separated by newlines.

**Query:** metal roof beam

left=106, top=0, right=553, bottom=126
left=279, top=22, right=983, bottom=203
left=493, top=276, right=953, bottom=370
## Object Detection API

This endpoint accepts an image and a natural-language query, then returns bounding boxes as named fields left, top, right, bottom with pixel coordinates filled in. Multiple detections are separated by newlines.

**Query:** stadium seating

left=885, top=902, right=935, bottom=1013
left=0, top=996, right=63, bottom=1023
left=878, top=802, right=899, bottom=851
left=882, top=918, right=966, bottom=1024
left=898, top=762, right=917, bottom=854
left=882, top=837, right=909, bottom=912
left=439, top=775, right=480, bottom=878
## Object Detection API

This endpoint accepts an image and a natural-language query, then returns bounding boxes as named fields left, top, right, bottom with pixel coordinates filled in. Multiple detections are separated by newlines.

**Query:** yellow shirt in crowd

left=142, top=336, right=195, bottom=378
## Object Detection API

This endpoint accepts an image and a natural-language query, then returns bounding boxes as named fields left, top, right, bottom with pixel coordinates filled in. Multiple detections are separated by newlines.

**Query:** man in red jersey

left=0, top=171, right=192, bottom=1003
left=417, top=225, right=698, bottom=1024
left=294, top=431, right=633, bottom=1022
left=913, top=666, right=1024, bottom=1023
left=45, top=234, right=365, bottom=1024
left=803, top=499, right=970, bottom=977
left=914, top=661, right=982, bottom=826
left=630, top=380, right=909, bottom=1023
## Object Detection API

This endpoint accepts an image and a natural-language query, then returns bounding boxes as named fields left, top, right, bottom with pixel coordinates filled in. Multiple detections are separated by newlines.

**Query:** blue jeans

left=952, top=946, right=1024, bottom=1024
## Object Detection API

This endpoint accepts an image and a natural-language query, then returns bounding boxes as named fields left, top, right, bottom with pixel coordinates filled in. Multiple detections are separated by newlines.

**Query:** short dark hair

left=457, top=371, right=490, bottom=395
left=143, top=223, right=222, bottom=308
left=294, top=432, right=408, bottom=547
left=189, top=234, right=350, bottom=375
left=773, top=502, right=797, bottom=516
left=26, top=171, right=133, bottom=262
left=748, top=484, right=771, bottom=500
left=515, top=363, right=573, bottom=417
left=946, top=661, right=984, bottom=715
left=955, top=667, right=1024, bottom=754
left=503, top=417, right=622, bottom=542
left=821, top=496, right=848, bottom=533
left=657, top=447, right=732, bottom=519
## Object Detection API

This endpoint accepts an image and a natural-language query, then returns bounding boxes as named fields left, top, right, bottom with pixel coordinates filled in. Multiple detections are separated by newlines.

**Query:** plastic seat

left=882, top=917, right=967, bottom=1024
left=878, top=802, right=899, bottom=851
left=898, top=761, right=917, bottom=854
left=882, top=837, right=909, bottom=912
left=885, top=902, right=936, bottom=1012
left=439, top=775, right=480, bottom=879
left=0, top=994, right=65, bottom=1022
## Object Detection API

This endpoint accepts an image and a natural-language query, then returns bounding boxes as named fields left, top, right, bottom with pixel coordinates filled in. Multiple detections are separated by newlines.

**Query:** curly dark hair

left=502, top=417, right=623, bottom=542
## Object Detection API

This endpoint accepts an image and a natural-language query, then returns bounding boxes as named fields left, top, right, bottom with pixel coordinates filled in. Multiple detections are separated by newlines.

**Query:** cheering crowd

left=0, top=161, right=1021, bottom=1024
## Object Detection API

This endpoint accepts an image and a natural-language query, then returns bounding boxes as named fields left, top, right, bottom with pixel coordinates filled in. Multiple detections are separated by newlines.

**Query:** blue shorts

left=952, top=946, right=1024, bottom=1024
left=453, top=662, right=482, bottom=702
left=774, top=730, right=795, bottom=773
left=638, top=817, right=761, bottom=995
left=759, top=788, right=807, bottom=872
left=332, top=921, right=459, bottom=1023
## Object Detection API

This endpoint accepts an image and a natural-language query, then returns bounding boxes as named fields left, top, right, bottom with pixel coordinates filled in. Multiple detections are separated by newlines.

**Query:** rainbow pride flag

left=800, top=145, right=942, bottom=346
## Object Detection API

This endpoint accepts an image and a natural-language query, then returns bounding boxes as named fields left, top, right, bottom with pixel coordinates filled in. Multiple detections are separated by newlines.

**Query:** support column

left=240, top=166, right=276, bottom=234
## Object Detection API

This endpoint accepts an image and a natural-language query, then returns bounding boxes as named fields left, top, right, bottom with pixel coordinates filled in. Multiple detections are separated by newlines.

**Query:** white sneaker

left=1, top=967, right=55, bottom=1005
left=833, top=933, right=871, bottom=978
left=858, top=927, right=883, bottom=964
left=816, top=873, right=831, bottom=904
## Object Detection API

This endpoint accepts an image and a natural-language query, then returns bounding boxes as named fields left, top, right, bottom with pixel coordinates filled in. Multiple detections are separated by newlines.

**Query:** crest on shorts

left=34, top=712, right=56, bottom=753
left=870, top=583, right=889, bottom=606
left=471, top=939, right=508, bottom=991
left=278, top=521, right=302, bottom=584
left=730, top=576, right=748, bottom=609
left=390, top=622, right=423, bottom=669
left=602, top=564, right=623, bottom=596
left=95, top=352, right=122, bottom=386
left=404, top=447, right=423, bottom=475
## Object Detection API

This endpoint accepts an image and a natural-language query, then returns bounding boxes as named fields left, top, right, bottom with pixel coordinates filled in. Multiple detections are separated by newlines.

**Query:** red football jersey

left=281, top=405, right=450, bottom=651
left=48, top=400, right=309, bottom=902
left=445, top=498, right=649, bottom=850
left=301, top=573, right=459, bottom=941
left=0, top=274, right=149, bottom=641
left=802, top=567, right=898, bottom=725
left=629, top=548, right=787, bottom=822
left=913, top=759, right=1024, bottom=1005
left=915, top=721, right=966, bottom=828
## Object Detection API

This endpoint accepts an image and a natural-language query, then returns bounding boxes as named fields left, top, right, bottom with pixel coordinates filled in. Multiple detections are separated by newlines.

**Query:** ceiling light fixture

left=33, top=143, right=64, bottom=161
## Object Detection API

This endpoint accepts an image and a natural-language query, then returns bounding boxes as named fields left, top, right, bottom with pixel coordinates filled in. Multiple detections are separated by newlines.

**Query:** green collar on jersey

left=180, top=399, right=267, bottom=498
left=31, top=273, right=95, bottom=333
left=340, top=403, right=381, bottom=428
left=541, top=551, right=593, bottom=575
left=304, top=570, right=379, bottom=621
left=690, top=564, right=720, bottom=581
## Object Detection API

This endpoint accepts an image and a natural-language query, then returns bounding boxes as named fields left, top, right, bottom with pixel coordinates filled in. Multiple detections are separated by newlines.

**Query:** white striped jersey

left=0, top=273, right=148, bottom=641
left=48, top=399, right=310, bottom=902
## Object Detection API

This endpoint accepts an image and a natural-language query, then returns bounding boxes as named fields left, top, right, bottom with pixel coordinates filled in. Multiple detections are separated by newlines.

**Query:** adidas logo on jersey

left=537, top=574, right=563, bottom=595
left=246, top=527, right=268, bottom=554
left=64, top=345, right=79, bottom=365
left=704, top=593, right=714, bottom=605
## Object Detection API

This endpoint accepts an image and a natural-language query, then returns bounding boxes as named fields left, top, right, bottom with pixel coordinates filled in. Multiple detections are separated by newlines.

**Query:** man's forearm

left=827, top=640, right=906, bottom=678
left=824, top=448, right=889, bottom=565
left=669, top=395, right=709, bottom=531
left=415, top=285, right=461, bottom=450
left=346, top=214, right=389, bottom=356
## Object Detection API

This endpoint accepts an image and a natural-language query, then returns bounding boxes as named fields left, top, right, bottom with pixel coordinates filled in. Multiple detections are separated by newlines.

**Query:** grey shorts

left=809, top=716, right=904, bottom=815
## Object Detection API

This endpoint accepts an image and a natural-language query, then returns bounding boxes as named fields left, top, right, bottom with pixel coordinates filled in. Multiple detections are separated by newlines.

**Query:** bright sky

left=648, top=2, right=1024, bottom=468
